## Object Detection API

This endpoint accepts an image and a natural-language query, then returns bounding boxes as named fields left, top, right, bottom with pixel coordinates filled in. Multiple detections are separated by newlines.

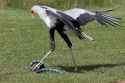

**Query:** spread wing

left=63, top=8, right=96, bottom=25
left=46, top=9, right=85, bottom=39
left=63, top=8, right=121, bottom=27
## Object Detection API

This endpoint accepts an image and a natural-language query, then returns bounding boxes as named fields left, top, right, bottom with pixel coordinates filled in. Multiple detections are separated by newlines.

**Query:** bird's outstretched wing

left=46, top=9, right=85, bottom=39
left=64, top=8, right=95, bottom=25
left=64, top=8, right=121, bottom=27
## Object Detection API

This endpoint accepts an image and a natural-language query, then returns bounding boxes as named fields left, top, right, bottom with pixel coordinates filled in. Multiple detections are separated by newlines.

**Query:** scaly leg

left=69, top=48, right=77, bottom=71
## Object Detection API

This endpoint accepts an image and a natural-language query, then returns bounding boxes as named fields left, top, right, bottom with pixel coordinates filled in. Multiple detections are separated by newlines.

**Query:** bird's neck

left=36, top=10, right=51, bottom=28
left=36, top=7, right=58, bottom=28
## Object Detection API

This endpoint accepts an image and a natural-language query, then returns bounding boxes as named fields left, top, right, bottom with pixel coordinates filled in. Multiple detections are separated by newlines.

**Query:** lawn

left=0, top=8, right=125, bottom=83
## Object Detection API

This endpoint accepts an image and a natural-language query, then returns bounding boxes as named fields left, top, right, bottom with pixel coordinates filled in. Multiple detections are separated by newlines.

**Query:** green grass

left=0, top=8, right=125, bottom=83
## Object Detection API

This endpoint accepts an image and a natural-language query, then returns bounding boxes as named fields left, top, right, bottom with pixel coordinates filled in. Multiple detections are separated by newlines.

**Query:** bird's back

left=64, top=8, right=95, bottom=19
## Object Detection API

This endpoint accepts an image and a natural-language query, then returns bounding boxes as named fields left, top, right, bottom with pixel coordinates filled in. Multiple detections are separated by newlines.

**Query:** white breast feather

left=39, top=11, right=57, bottom=28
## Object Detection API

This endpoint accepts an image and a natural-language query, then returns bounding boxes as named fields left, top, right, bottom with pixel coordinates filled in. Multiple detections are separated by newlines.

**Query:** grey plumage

left=64, top=8, right=121, bottom=27
left=30, top=5, right=121, bottom=72
left=95, top=11, right=121, bottom=27
left=46, top=10, right=85, bottom=40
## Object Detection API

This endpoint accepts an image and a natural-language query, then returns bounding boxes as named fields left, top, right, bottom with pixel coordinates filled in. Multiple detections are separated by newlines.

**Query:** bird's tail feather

left=95, top=11, right=121, bottom=27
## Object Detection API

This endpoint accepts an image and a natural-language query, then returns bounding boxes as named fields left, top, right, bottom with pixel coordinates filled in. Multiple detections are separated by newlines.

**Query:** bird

left=31, top=4, right=121, bottom=70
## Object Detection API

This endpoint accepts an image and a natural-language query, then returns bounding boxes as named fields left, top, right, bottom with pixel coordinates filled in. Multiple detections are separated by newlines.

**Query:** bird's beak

left=31, top=10, right=36, bottom=18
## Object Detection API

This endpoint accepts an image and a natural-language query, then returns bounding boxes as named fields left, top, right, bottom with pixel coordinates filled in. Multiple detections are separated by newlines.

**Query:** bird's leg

left=32, top=50, right=52, bottom=71
left=32, top=28, right=55, bottom=71
left=69, top=48, right=77, bottom=71
left=56, top=28, right=77, bottom=70
left=82, top=32, right=94, bottom=41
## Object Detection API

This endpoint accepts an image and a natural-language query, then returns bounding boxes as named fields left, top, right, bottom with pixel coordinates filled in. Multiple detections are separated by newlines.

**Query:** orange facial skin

left=31, top=10, right=36, bottom=16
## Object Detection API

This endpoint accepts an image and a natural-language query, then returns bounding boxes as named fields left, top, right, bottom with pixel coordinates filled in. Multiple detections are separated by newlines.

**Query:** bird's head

left=31, top=5, right=57, bottom=18
left=31, top=5, right=48, bottom=17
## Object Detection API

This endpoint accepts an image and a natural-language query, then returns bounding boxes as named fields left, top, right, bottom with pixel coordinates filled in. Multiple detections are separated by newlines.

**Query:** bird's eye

left=31, top=10, right=36, bottom=16
left=31, top=10, right=34, bottom=14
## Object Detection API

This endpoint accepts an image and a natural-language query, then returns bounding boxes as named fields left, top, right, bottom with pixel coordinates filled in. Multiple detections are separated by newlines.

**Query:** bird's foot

left=29, top=60, right=45, bottom=73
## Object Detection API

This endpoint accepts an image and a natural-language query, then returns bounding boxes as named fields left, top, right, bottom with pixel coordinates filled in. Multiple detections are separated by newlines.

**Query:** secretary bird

left=31, top=5, right=121, bottom=71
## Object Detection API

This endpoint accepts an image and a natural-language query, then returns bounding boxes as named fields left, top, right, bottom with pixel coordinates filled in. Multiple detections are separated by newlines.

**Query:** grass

left=0, top=8, right=125, bottom=83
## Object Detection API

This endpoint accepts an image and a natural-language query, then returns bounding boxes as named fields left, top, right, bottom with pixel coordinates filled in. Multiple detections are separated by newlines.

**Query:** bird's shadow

left=53, top=63, right=125, bottom=73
